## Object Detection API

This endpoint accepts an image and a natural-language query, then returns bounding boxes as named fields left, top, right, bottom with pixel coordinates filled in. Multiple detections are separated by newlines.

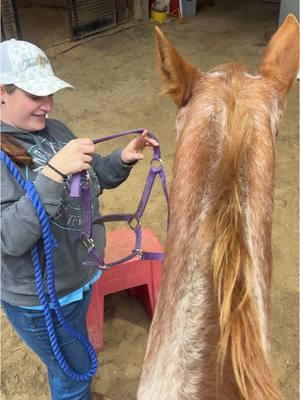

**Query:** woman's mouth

left=32, top=113, right=46, bottom=120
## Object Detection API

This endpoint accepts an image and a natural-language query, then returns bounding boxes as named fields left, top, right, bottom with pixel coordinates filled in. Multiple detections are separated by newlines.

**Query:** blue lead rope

left=0, top=150, right=98, bottom=381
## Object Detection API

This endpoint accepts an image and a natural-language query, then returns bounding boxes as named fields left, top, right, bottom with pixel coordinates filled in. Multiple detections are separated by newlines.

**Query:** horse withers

left=137, top=15, right=299, bottom=400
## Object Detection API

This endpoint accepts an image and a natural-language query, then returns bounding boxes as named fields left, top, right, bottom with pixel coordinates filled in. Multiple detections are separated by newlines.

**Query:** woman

left=0, top=39, right=158, bottom=400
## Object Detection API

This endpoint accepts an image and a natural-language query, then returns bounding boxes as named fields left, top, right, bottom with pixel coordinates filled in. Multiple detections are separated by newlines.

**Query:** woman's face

left=1, top=87, right=54, bottom=131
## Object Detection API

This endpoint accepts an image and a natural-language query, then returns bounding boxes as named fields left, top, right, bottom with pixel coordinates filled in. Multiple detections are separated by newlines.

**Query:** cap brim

left=15, top=76, right=74, bottom=96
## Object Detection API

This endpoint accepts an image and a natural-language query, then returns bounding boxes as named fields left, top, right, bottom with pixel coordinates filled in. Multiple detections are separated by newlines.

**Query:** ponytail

left=1, top=84, right=33, bottom=167
left=1, top=133, right=33, bottom=167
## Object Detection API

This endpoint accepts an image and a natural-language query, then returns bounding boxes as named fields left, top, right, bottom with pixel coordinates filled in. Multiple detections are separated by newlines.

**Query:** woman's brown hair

left=1, top=84, right=33, bottom=167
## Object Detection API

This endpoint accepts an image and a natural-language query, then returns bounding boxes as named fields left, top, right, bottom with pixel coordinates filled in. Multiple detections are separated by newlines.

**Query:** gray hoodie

left=1, top=119, right=132, bottom=306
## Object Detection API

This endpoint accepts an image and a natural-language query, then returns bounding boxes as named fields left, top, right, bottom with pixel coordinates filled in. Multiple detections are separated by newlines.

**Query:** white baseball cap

left=0, top=39, right=74, bottom=96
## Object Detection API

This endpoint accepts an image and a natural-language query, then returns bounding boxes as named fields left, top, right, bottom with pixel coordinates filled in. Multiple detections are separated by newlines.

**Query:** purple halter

left=70, top=129, right=169, bottom=270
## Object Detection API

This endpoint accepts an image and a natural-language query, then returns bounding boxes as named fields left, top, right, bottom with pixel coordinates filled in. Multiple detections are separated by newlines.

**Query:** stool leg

left=135, top=284, right=153, bottom=318
left=134, top=260, right=163, bottom=318
left=87, top=283, right=104, bottom=352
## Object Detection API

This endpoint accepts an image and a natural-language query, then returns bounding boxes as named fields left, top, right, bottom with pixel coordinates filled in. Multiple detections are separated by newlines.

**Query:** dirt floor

left=1, top=0, right=299, bottom=399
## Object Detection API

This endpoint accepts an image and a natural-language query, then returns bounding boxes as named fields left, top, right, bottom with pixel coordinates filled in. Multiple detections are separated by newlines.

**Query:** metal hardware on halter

left=80, top=171, right=92, bottom=188
left=96, top=263, right=111, bottom=270
left=129, top=215, right=141, bottom=230
left=150, top=158, right=163, bottom=168
left=85, top=170, right=92, bottom=185
left=81, top=235, right=95, bottom=250
left=134, top=248, right=144, bottom=258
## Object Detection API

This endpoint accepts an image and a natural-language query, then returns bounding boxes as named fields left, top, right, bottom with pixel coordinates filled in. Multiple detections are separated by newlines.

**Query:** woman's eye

left=28, top=94, right=53, bottom=101
left=24, top=91, right=53, bottom=101
left=27, top=94, right=41, bottom=101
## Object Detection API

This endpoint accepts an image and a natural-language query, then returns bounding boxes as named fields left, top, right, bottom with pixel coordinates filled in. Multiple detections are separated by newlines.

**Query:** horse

left=137, top=15, right=299, bottom=400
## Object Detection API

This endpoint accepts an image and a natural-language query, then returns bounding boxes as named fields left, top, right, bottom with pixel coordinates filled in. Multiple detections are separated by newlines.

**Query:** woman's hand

left=42, top=138, right=95, bottom=182
left=121, top=130, right=159, bottom=164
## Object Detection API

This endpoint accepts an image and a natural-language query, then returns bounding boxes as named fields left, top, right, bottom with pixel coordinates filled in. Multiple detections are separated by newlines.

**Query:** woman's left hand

left=121, top=130, right=159, bottom=164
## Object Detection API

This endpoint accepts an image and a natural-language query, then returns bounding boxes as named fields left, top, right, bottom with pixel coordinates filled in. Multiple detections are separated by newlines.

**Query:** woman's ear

left=1, top=85, right=6, bottom=103
left=0, top=85, right=9, bottom=105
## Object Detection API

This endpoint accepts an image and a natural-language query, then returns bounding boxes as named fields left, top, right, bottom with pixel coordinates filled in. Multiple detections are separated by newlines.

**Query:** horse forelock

left=172, top=64, right=280, bottom=210
left=176, top=64, right=280, bottom=137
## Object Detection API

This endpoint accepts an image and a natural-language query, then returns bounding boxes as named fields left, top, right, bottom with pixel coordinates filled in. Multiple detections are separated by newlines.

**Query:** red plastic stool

left=86, top=228, right=164, bottom=352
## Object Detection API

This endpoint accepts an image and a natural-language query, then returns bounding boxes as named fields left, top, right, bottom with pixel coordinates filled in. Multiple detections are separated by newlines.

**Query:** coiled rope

left=1, top=150, right=98, bottom=381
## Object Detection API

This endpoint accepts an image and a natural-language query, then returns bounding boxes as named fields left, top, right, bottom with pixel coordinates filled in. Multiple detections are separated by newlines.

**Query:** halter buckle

left=81, top=235, right=95, bottom=250
left=82, top=171, right=92, bottom=187
left=86, top=170, right=92, bottom=184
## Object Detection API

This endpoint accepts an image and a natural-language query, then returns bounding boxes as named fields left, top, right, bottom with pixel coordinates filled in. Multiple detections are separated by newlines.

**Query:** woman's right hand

left=42, top=138, right=95, bottom=182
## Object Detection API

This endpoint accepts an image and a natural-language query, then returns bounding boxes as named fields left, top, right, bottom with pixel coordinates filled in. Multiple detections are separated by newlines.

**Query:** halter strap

left=70, top=129, right=169, bottom=270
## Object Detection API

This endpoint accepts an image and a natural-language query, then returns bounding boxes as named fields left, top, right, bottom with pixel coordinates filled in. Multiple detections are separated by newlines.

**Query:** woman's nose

left=40, top=96, right=53, bottom=112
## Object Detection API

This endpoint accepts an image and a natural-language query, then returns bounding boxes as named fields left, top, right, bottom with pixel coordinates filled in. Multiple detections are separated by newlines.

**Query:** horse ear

left=259, top=14, right=299, bottom=99
left=155, top=27, right=199, bottom=107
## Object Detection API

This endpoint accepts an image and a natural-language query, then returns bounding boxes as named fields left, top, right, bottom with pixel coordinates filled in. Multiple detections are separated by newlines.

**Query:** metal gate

left=68, top=0, right=134, bottom=40
left=68, top=0, right=116, bottom=40
left=1, top=1, right=135, bottom=43
left=115, top=0, right=134, bottom=24
left=1, top=0, right=22, bottom=40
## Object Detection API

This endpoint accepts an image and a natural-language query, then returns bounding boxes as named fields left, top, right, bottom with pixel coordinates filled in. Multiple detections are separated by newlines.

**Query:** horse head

left=138, top=15, right=299, bottom=400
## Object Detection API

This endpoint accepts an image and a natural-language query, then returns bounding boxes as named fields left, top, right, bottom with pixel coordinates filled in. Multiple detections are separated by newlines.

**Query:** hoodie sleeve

left=1, top=164, right=64, bottom=256
left=91, top=149, right=135, bottom=190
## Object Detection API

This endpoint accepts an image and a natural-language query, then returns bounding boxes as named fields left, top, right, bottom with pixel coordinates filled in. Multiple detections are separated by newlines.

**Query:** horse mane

left=207, top=69, right=281, bottom=399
